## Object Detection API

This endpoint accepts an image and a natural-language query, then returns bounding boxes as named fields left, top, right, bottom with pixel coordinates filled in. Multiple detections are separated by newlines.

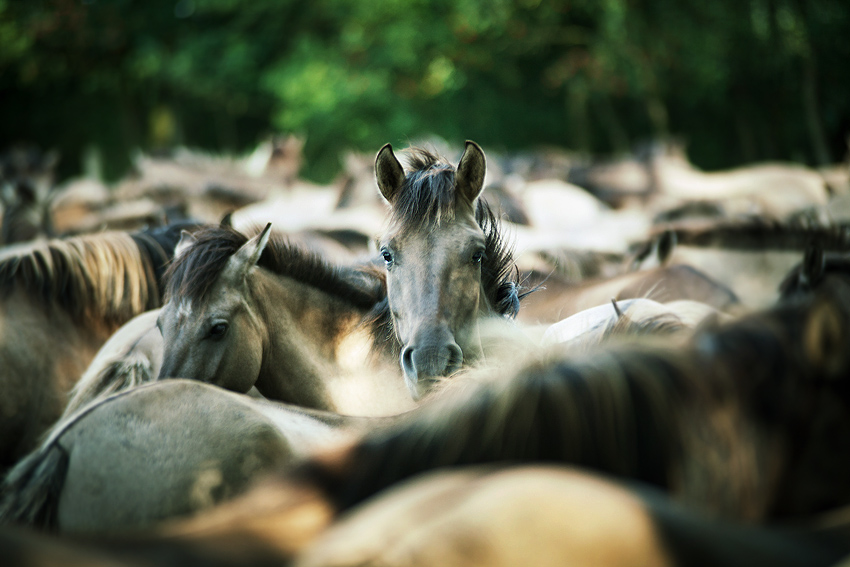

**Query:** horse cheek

left=449, top=269, right=481, bottom=336
left=221, top=330, right=262, bottom=394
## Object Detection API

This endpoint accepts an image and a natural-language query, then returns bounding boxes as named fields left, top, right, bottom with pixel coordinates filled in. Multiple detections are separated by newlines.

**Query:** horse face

left=381, top=219, right=486, bottom=399
left=375, top=141, right=489, bottom=400
left=156, top=225, right=272, bottom=392
left=156, top=283, right=264, bottom=393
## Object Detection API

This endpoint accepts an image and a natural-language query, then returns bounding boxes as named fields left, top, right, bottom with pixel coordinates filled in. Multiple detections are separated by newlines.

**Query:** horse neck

left=250, top=271, right=389, bottom=411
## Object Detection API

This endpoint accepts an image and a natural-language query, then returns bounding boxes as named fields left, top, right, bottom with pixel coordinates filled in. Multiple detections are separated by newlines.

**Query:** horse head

left=376, top=141, right=519, bottom=399
left=156, top=223, right=272, bottom=393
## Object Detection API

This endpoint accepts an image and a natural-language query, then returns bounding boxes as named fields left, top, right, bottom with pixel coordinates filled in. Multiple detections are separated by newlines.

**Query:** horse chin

left=404, top=373, right=441, bottom=401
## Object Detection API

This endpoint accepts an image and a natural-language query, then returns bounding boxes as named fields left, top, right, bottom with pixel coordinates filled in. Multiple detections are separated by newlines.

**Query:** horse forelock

left=388, top=148, right=460, bottom=233
left=164, top=225, right=384, bottom=311
left=0, top=232, right=159, bottom=326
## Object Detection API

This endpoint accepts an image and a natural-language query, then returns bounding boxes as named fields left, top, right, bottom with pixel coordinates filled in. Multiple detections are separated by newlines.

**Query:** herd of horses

left=0, top=138, right=849, bottom=565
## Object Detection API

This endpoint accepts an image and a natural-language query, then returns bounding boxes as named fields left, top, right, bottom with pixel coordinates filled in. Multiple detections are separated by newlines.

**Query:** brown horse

left=0, top=224, right=189, bottom=469
left=155, top=223, right=415, bottom=415
left=374, top=142, right=524, bottom=399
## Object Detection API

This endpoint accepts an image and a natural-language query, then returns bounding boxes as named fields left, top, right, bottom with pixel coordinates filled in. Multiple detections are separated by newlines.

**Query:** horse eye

left=208, top=322, right=228, bottom=339
left=381, top=248, right=394, bottom=265
left=471, top=249, right=485, bottom=264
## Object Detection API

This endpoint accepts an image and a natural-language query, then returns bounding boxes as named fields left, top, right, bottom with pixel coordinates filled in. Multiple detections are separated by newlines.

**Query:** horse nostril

left=445, top=342, right=463, bottom=375
left=401, top=346, right=418, bottom=382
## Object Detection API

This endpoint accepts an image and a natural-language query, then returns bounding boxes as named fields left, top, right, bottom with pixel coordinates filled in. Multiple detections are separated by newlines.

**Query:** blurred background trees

left=1, top=0, right=848, bottom=182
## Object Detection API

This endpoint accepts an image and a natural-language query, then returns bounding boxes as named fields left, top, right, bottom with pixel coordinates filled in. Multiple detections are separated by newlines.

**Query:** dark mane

left=657, top=218, right=850, bottom=251
left=0, top=232, right=161, bottom=326
left=163, top=225, right=384, bottom=312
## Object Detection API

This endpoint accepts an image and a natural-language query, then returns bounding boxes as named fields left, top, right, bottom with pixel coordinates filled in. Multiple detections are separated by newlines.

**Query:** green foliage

left=1, top=0, right=847, bottom=182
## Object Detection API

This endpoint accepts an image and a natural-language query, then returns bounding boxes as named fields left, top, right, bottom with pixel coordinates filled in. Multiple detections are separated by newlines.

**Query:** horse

left=373, top=142, right=524, bottom=399
left=654, top=217, right=850, bottom=308
left=0, top=145, right=59, bottom=245
left=59, top=309, right=164, bottom=419
left=0, top=379, right=384, bottom=534
left=644, top=141, right=830, bottom=219
left=155, top=223, right=415, bottom=416
left=0, top=223, right=191, bottom=469
left=292, top=464, right=850, bottom=567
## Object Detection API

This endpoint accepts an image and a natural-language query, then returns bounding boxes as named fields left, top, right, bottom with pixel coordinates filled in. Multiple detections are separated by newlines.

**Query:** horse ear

left=656, top=230, right=677, bottom=266
left=174, top=230, right=198, bottom=259
left=610, top=298, right=624, bottom=319
left=804, top=299, right=845, bottom=378
left=375, top=144, right=405, bottom=204
left=455, top=140, right=486, bottom=205
left=16, top=181, right=36, bottom=204
left=800, top=242, right=825, bottom=288
left=232, top=223, right=273, bottom=278
left=220, top=211, right=234, bottom=228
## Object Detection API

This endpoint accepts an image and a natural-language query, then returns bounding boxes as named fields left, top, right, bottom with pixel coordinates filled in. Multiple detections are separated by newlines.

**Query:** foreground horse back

left=0, top=379, right=368, bottom=533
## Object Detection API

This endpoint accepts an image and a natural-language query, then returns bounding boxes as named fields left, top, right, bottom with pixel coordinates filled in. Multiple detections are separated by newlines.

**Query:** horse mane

left=389, top=148, right=459, bottom=231
left=577, top=311, right=689, bottom=355
left=0, top=232, right=161, bottom=327
left=62, top=348, right=157, bottom=419
left=657, top=218, right=850, bottom=251
left=163, top=225, right=384, bottom=312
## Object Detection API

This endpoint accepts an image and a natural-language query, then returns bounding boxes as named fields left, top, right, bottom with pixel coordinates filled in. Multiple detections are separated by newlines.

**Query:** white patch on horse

left=335, top=327, right=374, bottom=372
left=190, top=466, right=224, bottom=509
left=176, top=299, right=194, bottom=321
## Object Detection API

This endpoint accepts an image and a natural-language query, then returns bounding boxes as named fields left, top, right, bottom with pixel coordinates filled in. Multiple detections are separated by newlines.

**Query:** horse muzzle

left=400, top=339, right=463, bottom=400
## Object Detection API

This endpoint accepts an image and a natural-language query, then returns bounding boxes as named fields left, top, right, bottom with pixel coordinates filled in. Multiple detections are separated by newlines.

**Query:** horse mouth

left=404, top=375, right=444, bottom=401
